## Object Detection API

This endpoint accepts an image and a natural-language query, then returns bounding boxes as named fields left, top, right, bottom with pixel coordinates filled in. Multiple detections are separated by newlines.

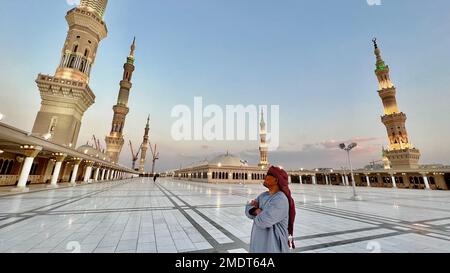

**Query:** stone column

left=299, top=175, right=303, bottom=185
left=83, top=161, right=94, bottom=184
left=288, top=175, right=292, bottom=184
left=391, top=174, right=397, bottom=188
left=325, top=175, right=329, bottom=185
left=312, top=175, right=317, bottom=185
left=100, top=168, right=105, bottom=181
left=366, top=175, right=371, bottom=187
left=48, top=153, right=67, bottom=188
left=421, top=173, right=431, bottom=190
left=12, top=145, right=42, bottom=192
left=93, top=166, right=100, bottom=182
left=70, top=158, right=82, bottom=186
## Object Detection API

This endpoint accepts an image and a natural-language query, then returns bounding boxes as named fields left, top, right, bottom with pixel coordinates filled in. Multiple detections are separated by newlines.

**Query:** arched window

left=69, top=56, right=76, bottom=68
left=6, top=161, right=13, bottom=175
left=0, top=159, right=4, bottom=175
left=1, top=160, right=9, bottom=175
left=30, top=163, right=38, bottom=175
left=80, top=59, right=86, bottom=72
left=73, top=44, right=79, bottom=53
left=84, top=49, right=89, bottom=57
left=49, top=117, right=58, bottom=133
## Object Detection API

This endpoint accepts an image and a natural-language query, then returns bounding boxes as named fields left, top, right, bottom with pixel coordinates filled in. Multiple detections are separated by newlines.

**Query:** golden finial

left=372, top=37, right=378, bottom=49
left=130, top=37, right=136, bottom=57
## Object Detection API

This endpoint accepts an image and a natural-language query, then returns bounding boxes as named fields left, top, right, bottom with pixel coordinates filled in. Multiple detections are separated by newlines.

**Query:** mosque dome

left=208, top=153, right=248, bottom=167
left=77, top=145, right=110, bottom=161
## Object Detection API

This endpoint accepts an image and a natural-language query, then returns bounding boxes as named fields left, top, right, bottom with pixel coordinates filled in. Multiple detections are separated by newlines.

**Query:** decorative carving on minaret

left=259, top=109, right=269, bottom=168
left=105, top=38, right=136, bottom=164
left=32, top=0, right=108, bottom=147
left=373, top=38, right=420, bottom=169
left=138, top=115, right=150, bottom=173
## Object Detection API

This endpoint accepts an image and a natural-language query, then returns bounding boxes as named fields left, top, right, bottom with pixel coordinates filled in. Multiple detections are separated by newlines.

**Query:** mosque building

left=172, top=40, right=450, bottom=190
left=0, top=1, right=449, bottom=191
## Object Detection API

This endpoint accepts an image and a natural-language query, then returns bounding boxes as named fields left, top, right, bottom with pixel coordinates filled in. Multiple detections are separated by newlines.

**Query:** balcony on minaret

left=56, top=52, right=93, bottom=83
left=79, top=0, right=108, bottom=19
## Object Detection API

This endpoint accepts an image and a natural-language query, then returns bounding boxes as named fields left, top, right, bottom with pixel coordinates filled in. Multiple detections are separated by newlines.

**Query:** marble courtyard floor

left=0, top=178, right=450, bottom=253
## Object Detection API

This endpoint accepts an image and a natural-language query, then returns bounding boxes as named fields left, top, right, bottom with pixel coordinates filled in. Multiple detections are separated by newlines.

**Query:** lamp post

left=339, top=143, right=362, bottom=201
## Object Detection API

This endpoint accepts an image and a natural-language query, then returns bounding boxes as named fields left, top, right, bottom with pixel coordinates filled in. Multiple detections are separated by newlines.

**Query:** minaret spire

left=258, top=108, right=268, bottom=168
left=373, top=38, right=420, bottom=170
left=373, top=38, right=386, bottom=70
left=128, top=37, right=136, bottom=64
left=105, top=40, right=137, bottom=163
left=260, top=109, right=266, bottom=131
left=139, top=115, right=151, bottom=173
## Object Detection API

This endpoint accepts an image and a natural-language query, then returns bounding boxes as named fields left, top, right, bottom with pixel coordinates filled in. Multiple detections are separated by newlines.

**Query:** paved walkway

left=0, top=178, right=450, bottom=253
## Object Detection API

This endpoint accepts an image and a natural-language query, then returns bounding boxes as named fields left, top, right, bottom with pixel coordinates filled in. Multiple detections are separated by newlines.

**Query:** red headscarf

left=267, top=166, right=296, bottom=249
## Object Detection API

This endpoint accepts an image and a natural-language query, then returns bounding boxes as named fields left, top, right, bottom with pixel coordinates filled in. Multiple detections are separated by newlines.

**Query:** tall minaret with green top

left=105, top=38, right=136, bottom=164
left=259, top=109, right=269, bottom=168
left=138, top=116, right=150, bottom=173
left=373, top=38, right=420, bottom=169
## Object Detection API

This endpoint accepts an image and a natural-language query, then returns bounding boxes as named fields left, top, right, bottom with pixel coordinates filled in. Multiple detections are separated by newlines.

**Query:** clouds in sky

left=66, top=0, right=79, bottom=6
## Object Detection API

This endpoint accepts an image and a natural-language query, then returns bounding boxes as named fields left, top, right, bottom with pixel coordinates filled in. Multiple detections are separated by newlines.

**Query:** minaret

left=32, top=0, right=108, bottom=147
left=259, top=110, right=269, bottom=168
left=373, top=38, right=420, bottom=169
left=138, top=116, right=150, bottom=173
left=105, top=38, right=136, bottom=163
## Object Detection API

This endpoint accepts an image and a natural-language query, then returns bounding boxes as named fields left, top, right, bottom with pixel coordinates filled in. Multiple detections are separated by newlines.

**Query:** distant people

left=153, top=174, right=159, bottom=183
left=245, top=166, right=296, bottom=253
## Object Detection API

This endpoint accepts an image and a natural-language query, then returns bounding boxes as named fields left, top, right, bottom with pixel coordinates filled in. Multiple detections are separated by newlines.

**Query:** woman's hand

left=254, top=209, right=263, bottom=216
left=250, top=200, right=259, bottom=209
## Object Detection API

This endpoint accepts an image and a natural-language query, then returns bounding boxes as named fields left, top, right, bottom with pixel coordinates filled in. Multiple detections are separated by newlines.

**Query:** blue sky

left=1, top=0, right=450, bottom=172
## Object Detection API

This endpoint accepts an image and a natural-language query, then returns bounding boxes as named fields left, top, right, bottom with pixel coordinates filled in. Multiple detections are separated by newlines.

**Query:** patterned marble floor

left=0, top=178, right=450, bottom=253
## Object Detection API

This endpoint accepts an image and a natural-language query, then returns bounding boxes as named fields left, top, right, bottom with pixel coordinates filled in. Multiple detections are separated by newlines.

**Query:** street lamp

left=339, top=143, right=362, bottom=201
